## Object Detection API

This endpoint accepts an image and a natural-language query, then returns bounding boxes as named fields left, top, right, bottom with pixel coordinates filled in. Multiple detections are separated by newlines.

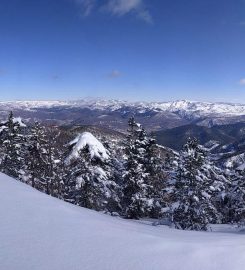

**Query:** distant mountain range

left=0, top=98, right=245, bottom=170
left=0, top=99, right=245, bottom=131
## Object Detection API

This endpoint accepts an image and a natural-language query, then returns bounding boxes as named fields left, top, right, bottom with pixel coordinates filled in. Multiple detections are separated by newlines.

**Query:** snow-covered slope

left=1, top=173, right=245, bottom=270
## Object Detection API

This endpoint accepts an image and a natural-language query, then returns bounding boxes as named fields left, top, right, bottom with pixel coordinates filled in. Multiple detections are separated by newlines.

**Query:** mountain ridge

left=1, top=98, right=245, bottom=115
left=0, top=98, right=245, bottom=131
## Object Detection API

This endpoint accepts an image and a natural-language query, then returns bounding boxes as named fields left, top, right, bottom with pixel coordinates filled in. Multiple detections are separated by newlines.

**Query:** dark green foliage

left=122, top=117, right=166, bottom=219
left=172, top=138, right=225, bottom=231
left=26, top=123, right=63, bottom=197
left=65, top=137, right=120, bottom=213
left=0, top=112, right=26, bottom=179
left=1, top=112, right=243, bottom=230
left=155, top=123, right=245, bottom=151
left=225, top=170, right=245, bottom=225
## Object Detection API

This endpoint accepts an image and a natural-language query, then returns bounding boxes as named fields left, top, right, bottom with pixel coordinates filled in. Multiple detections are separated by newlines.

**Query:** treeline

left=0, top=112, right=244, bottom=231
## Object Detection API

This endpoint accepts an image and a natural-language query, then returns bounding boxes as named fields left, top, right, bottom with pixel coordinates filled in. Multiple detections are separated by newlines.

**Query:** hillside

left=0, top=173, right=245, bottom=270
left=155, top=122, right=245, bottom=150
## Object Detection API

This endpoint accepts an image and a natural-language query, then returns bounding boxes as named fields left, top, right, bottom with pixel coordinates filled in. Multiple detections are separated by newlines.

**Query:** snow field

left=1, top=173, right=245, bottom=270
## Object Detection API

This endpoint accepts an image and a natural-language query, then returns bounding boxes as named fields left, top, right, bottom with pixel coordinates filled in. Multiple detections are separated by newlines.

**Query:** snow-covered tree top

left=0, top=125, right=7, bottom=133
left=13, top=117, right=26, bottom=127
left=0, top=117, right=26, bottom=134
left=1, top=117, right=26, bottom=128
left=66, top=132, right=109, bottom=163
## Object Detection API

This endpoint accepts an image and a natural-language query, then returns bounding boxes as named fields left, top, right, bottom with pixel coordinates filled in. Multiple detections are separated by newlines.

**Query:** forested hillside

left=1, top=112, right=245, bottom=230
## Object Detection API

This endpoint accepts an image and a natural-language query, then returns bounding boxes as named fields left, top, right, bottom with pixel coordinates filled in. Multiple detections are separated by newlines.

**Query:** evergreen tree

left=42, top=128, right=62, bottom=197
left=122, top=117, right=166, bottom=219
left=0, top=112, right=26, bottom=179
left=144, top=137, right=167, bottom=218
left=172, top=137, right=223, bottom=231
left=204, top=164, right=230, bottom=224
left=226, top=170, right=245, bottom=226
left=65, top=132, right=120, bottom=212
left=26, top=122, right=48, bottom=189
left=26, top=123, right=62, bottom=196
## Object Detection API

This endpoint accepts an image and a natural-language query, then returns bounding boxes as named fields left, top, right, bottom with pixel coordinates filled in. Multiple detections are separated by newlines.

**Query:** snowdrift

left=0, top=173, right=245, bottom=270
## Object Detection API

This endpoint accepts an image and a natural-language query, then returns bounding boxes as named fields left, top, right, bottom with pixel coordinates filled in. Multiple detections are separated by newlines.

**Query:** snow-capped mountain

left=1, top=99, right=245, bottom=115
left=0, top=99, right=245, bottom=131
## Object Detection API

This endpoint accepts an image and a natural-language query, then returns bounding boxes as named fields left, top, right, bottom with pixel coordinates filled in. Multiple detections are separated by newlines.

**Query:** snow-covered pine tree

left=203, top=163, right=230, bottom=224
left=122, top=117, right=149, bottom=219
left=25, top=122, right=48, bottom=189
left=122, top=117, right=166, bottom=219
left=41, top=127, right=63, bottom=197
left=144, top=137, right=167, bottom=218
left=172, top=137, right=223, bottom=231
left=102, top=139, right=123, bottom=214
left=26, top=123, right=62, bottom=197
left=65, top=132, right=120, bottom=212
left=161, top=149, right=179, bottom=206
left=0, top=112, right=26, bottom=179
left=226, top=169, right=245, bottom=226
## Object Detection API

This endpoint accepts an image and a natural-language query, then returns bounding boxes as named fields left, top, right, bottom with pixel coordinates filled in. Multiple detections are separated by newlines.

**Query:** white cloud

left=137, top=8, right=153, bottom=24
left=74, top=0, right=95, bottom=16
left=73, top=0, right=152, bottom=23
left=239, top=78, right=245, bottom=85
left=107, top=0, right=141, bottom=16
left=106, top=0, right=152, bottom=23
left=108, top=70, right=122, bottom=78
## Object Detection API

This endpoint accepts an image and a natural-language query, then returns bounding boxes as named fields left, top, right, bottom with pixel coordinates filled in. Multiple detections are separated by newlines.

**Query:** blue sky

left=1, top=0, right=245, bottom=102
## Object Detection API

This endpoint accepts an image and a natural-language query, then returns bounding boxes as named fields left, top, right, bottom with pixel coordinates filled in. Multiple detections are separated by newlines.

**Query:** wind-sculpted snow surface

left=0, top=173, right=245, bottom=270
